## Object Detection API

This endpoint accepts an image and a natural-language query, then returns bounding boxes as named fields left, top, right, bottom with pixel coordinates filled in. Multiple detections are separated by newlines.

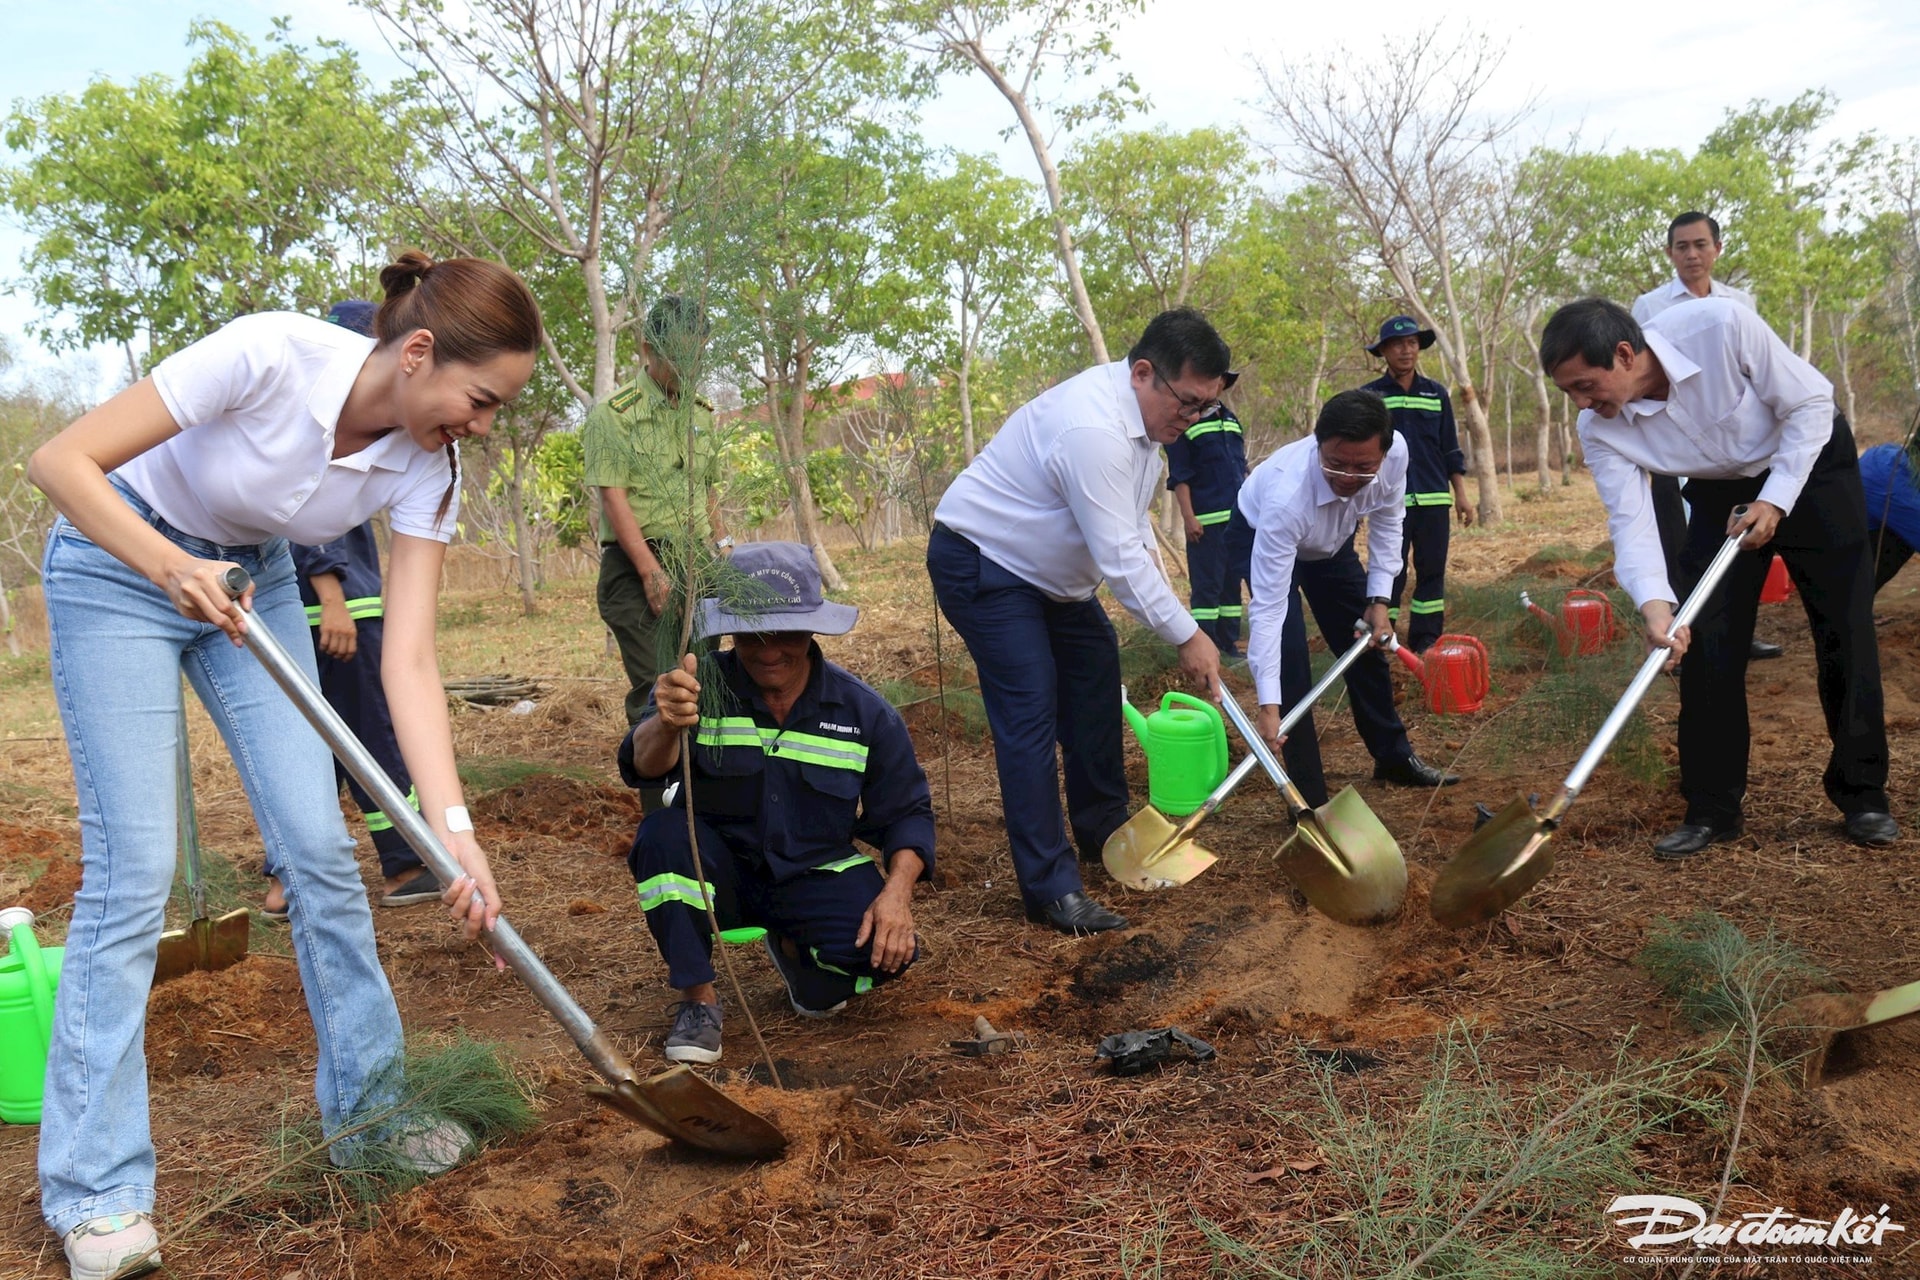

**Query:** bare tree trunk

left=1532, top=366, right=1554, bottom=494
left=965, top=51, right=1108, bottom=363
left=766, top=357, right=846, bottom=590
left=506, top=449, right=539, bottom=616
left=1559, top=410, right=1576, bottom=487
left=958, top=310, right=979, bottom=461
left=1830, top=313, right=1858, bottom=426
left=1306, top=326, right=1329, bottom=419
left=0, top=571, right=17, bottom=658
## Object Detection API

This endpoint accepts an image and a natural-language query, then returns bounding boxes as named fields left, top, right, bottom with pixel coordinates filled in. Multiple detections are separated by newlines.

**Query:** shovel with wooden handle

left=219, top=567, right=786, bottom=1159
left=153, top=690, right=252, bottom=985
left=1215, top=679, right=1407, bottom=926
left=1429, top=512, right=1751, bottom=929
left=1103, top=627, right=1378, bottom=891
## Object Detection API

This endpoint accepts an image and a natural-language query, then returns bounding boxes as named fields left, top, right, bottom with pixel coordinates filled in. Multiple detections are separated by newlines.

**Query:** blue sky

left=6, top=0, right=1920, bottom=390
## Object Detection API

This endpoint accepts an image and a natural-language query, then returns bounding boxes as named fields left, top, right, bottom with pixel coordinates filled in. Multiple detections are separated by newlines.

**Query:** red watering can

left=1394, top=634, right=1490, bottom=714
left=1521, top=589, right=1619, bottom=657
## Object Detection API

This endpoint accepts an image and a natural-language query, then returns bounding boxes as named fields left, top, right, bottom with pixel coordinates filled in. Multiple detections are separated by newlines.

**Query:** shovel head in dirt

left=586, top=1066, right=788, bottom=1158
left=1771, top=979, right=1920, bottom=1087
left=1274, top=786, right=1408, bottom=926
left=1102, top=805, right=1219, bottom=890
left=1428, top=794, right=1559, bottom=929
left=154, top=696, right=251, bottom=984
left=220, top=567, right=785, bottom=1160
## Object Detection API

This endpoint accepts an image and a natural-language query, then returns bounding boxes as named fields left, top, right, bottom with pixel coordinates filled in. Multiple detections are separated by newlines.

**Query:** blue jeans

left=927, top=525, right=1128, bottom=910
left=37, top=489, right=404, bottom=1236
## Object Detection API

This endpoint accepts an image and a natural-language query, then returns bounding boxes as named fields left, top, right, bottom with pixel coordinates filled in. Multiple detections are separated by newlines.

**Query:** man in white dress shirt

left=1629, top=211, right=1782, bottom=663
left=1241, top=389, right=1460, bottom=805
left=928, top=309, right=1230, bottom=934
left=1540, top=297, right=1895, bottom=857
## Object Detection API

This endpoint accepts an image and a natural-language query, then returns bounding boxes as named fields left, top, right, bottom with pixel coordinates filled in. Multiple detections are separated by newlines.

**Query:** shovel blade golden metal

left=586, top=1066, right=788, bottom=1159
left=153, top=908, right=255, bottom=985
left=1429, top=796, right=1556, bottom=929
left=1274, top=786, right=1407, bottom=925
left=1771, top=978, right=1920, bottom=1087
left=1102, top=804, right=1220, bottom=891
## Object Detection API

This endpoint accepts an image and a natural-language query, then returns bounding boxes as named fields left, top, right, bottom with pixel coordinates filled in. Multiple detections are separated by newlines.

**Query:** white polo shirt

left=1238, top=433, right=1409, bottom=707
left=934, top=360, right=1196, bottom=646
left=1578, top=298, right=1832, bottom=608
left=118, top=312, right=459, bottom=546
left=1630, top=276, right=1755, bottom=324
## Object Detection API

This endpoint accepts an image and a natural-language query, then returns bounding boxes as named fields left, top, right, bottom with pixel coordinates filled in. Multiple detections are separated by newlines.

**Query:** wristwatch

left=1366, top=596, right=1392, bottom=608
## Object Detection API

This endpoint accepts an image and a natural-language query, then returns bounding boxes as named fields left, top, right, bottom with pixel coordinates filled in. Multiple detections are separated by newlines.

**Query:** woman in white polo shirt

left=25, top=252, right=540, bottom=1280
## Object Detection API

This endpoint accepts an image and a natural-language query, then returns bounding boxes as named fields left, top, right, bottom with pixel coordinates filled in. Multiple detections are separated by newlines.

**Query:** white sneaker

left=387, top=1115, right=474, bottom=1176
left=63, top=1212, right=160, bottom=1280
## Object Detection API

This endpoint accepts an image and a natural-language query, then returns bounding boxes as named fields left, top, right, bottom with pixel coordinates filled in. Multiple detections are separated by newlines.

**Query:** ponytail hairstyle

left=375, top=251, right=544, bottom=526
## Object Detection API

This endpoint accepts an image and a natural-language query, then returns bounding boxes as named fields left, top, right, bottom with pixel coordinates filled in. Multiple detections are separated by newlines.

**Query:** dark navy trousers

left=628, top=809, right=909, bottom=999
left=1188, top=511, right=1254, bottom=653
left=1279, top=537, right=1416, bottom=809
left=311, top=619, right=421, bottom=880
left=1389, top=504, right=1452, bottom=653
left=927, top=524, right=1129, bottom=911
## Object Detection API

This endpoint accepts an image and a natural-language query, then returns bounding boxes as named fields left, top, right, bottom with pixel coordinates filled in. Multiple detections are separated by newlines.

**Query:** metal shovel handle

left=1558, top=512, right=1750, bottom=802
left=1176, top=626, right=1381, bottom=825
left=220, top=567, right=639, bottom=1091
left=1214, top=682, right=1315, bottom=820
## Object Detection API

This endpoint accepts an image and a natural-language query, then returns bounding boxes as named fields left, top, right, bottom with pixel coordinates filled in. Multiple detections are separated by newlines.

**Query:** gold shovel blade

left=1102, top=805, right=1218, bottom=891
left=585, top=1065, right=788, bottom=1159
left=1274, top=786, right=1407, bottom=926
left=1430, top=796, right=1556, bottom=929
left=1771, top=979, right=1920, bottom=1086
left=152, top=907, right=254, bottom=985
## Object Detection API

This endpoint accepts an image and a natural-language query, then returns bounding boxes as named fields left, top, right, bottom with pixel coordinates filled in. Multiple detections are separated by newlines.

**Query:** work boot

left=63, top=1213, right=161, bottom=1280
left=1652, top=820, right=1743, bottom=860
left=763, top=934, right=851, bottom=1018
left=664, top=999, right=725, bottom=1063
left=1025, top=890, right=1128, bottom=935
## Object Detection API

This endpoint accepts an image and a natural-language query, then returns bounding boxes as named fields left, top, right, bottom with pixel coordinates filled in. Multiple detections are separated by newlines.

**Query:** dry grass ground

left=1, top=472, right=1918, bottom=1278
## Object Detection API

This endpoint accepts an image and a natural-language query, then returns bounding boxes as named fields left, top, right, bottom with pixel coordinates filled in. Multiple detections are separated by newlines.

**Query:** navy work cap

left=698, top=541, right=859, bottom=639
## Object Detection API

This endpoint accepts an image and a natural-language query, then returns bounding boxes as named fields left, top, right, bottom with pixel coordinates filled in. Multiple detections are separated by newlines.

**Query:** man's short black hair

left=1539, top=298, right=1645, bottom=373
left=1313, top=389, right=1393, bottom=450
left=644, top=293, right=710, bottom=347
left=1127, top=308, right=1232, bottom=384
left=1667, top=211, right=1722, bottom=247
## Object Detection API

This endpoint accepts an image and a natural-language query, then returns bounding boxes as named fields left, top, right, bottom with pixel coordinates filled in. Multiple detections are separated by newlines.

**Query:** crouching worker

left=618, top=541, right=935, bottom=1064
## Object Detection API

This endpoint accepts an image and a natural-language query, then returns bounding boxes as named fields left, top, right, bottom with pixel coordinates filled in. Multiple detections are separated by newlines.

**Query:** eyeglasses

left=1319, top=456, right=1382, bottom=484
left=1150, top=364, right=1220, bottom=422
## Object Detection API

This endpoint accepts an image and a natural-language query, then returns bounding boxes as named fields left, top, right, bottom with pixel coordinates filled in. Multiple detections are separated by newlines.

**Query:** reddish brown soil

left=2, top=557, right=1918, bottom=1278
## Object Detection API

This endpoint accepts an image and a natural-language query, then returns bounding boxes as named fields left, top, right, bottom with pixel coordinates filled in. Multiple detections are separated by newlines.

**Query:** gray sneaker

left=664, top=1000, right=723, bottom=1064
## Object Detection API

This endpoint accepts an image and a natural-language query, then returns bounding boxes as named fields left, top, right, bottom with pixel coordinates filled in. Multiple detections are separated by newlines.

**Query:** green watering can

left=0, top=906, right=65, bottom=1125
left=1122, top=689, right=1229, bottom=817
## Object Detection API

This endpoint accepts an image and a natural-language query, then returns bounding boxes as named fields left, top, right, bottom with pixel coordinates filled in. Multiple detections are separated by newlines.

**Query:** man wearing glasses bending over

left=1241, top=389, right=1461, bottom=804
left=929, top=309, right=1228, bottom=934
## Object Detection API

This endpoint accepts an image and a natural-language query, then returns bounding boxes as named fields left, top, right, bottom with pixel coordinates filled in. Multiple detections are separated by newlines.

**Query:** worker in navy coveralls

left=262, top=301, right=436, bottom=918
left=1358, top=316, right=1472, bottom=654
left=1166, top=403, right=1255, bottom=659
left=619, top=541, right=935, bottom=1065
left=1859, top=442, right=1920, bottom=589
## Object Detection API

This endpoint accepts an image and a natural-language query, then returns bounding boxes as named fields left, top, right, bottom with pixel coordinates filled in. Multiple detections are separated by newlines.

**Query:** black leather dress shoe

left=1749, top=639, right=1783, bottom=660
left=1025, top=891, right=1128, bottom=935
left=1844, top=811, right=1900, bottom=847
left=1372, top=753, right=1460, bottom=787
left=1652, top=821, right=1743, bottom=860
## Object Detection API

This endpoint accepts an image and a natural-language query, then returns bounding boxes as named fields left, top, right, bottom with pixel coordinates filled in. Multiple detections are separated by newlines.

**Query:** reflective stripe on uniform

left=1191, top=607, right=1221, bottom=621
left=694, top=717, right=869, bottom=771
left=817, top=853, right=873, bottom=874
left=1217, top=605, right=1244, bottom=619
left=636, top=874, right=715, bottom=912
left=1403, top=491, right=1456, bottom=507
left=1195, top=509, right=1233, bottom=526
left=1408, top=599, right=1446, bottom=615
left=304, top=595, right=385, bottom=625
left=1184, top=420, right=1243, bottom=439
left=363, top=786, right=420, bottom=834
left=1381, top=395, right=1444, bottom=413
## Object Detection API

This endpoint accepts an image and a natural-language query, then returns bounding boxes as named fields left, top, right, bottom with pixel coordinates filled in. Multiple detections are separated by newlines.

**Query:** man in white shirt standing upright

left=929, top=309, right=1228, bottom=934
left=1240, top=389, right=1460, bottom=805
left=1540, top=297, right=1895, bottom=858
left=1629, top=211, right=1782, bottom=663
